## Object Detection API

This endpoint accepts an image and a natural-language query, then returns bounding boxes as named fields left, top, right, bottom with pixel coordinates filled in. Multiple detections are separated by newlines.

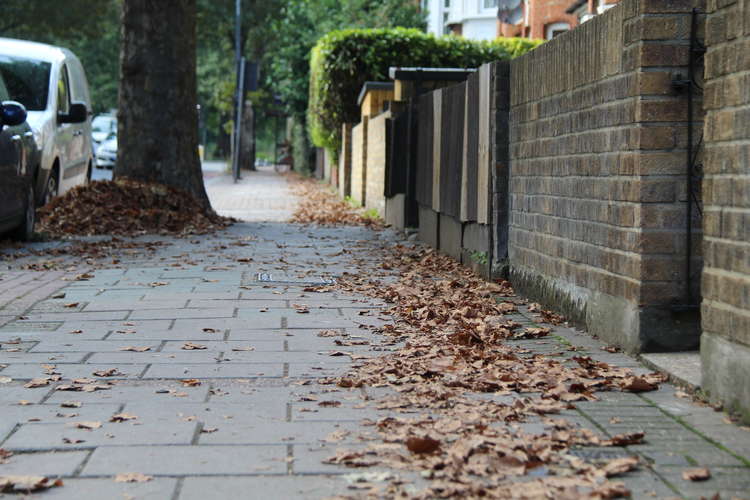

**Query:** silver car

left=0, top=38, right=94, bottom=206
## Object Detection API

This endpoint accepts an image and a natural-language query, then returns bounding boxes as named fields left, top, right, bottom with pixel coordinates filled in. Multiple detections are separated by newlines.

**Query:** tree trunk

left=116, top=0, right=210, bottom=210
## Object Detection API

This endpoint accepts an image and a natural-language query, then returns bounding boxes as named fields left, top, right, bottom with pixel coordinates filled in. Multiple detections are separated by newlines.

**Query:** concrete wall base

left=701, top=332, right=750, bottom=424
left=418, top=205, right=438, bottom=249
left=509, top=264, right=700, bottom=354
left=385, top=195, right=405, bottom=231
left=438, top=213, right=462, bottom=261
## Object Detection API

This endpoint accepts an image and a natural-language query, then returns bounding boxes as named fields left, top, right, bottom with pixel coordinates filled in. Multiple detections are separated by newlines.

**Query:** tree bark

left=116, top=0, right=210, bottom=210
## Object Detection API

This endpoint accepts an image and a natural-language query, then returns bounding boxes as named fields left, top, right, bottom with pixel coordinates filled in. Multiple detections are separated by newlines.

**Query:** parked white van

left=0, top=38, right=93, bottom=205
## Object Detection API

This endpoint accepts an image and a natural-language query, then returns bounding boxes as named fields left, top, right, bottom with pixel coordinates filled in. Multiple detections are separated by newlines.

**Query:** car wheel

left=43, top=170, right=59, bottom=206
left=12, top=185, right=36, bottom=241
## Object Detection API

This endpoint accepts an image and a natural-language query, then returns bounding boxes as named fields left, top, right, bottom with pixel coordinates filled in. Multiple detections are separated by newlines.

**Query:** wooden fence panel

left=477, top=64, right=491, bottom=223
left=439, top=83, right=465, bottom=219
left=462, top=72, right=480, bottom=222
left=386, top=111, right=409, bottom=197
left=415, top=93, right=434, bottom=207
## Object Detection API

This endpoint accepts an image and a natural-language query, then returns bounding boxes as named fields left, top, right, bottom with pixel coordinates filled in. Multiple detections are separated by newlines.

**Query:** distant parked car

left=95, top=135, right=117, bottom=169
left=0, top=74, right=39, bottom=239
left=91, top=113, right=116, bottom=154
left=0, top=38, right=94, bottom=206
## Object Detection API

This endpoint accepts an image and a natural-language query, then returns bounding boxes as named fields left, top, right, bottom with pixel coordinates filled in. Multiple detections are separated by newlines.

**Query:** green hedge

left=308, top=28, right=542, bottom=153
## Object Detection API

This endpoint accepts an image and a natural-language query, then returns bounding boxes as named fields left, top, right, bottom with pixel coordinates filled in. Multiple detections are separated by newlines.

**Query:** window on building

left=484, top=0, right=499, bottom=8
left=444, top=0, right=450, bottom=7
left=545, top=22, right=570, bottom=40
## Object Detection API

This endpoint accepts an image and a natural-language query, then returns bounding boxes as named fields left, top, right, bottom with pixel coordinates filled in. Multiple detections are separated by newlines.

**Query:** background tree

left=267, top=0, right=425, bottom=172
left=116, top=0, right=210, bottom=208
left=0, top=0, right=120, bottom=113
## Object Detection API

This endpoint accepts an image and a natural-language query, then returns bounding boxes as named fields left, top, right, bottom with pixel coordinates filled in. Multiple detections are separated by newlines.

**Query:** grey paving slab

left=0, top=450, right=88, bottom=476
left=3, top=418, right=197, bottom=450
left=0, top=403, right=122, bottom=426
left=0, top=329, right=108, bottom=341
left=0, top=363, right=145, bottom=380
left=86, top=351, right=229, bottom=364
left=172, top=317, right=283, bottom=331
left=160, top=341, right=285, bottom=353
left=30, top=340, right=162, bottom=353
left=0, top=352, right=87, bottom=364
left=143, top=363, right=284, bottom=379
left=82, top=299, right=189, bottom=312
left=82, top=445, right=288, bottom=476
left=39, top=478, right=178, bottom=500
left=19, top=311, right=131, bottom=322
left=0, top=384, right=52, bottom=404
left=179, top=475, right=346, bottom=500
left=44, top=382, right=209, bottom=404
left=187, top=299, right=288, bottom=308
left=286, top=362, right=354, bottom=379
left=121, top=400, right=287, bottom=422
left=128, top=307, right=237, bottom=320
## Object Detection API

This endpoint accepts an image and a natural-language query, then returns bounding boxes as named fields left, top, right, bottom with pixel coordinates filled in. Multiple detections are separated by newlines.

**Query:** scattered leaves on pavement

left=314, top=244, right=663, bottom=498
left=290, top=176, right=383, bottom=228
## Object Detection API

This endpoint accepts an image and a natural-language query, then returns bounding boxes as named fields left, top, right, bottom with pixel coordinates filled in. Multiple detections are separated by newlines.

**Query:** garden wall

left=699, top=0, right=750, bottom=419
left=507, top=0, right=703, bottom=353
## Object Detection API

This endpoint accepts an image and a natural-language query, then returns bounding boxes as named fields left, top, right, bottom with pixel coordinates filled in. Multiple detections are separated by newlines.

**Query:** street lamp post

left=232, top=0, right=242, bottom=182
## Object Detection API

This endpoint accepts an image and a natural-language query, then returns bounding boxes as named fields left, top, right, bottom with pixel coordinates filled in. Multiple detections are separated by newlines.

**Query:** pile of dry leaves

left=321, top=246, right=666, bottom=498
left=289, top=176, right=383, bottom=228
left=38, top=179, right=233, bottom=237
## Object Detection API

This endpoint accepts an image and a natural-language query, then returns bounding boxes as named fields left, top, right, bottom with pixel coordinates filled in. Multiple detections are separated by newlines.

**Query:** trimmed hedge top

left=308, top=27, right=541, bottom=153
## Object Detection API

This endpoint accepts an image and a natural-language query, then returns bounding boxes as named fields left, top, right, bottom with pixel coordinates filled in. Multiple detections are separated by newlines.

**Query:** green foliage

left=362, top=208, right=381, bottom=220
left=0, top=0, right=113, bottom=41
left=0, top=0, right=121, bottom=113
left=470, top=251, right=489, bottom=266
left=267, top=0, right=426, bottom=121
left=308, top=28, right=542, bottom=152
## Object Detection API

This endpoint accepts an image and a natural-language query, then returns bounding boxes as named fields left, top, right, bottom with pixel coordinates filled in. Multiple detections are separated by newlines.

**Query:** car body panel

left=0, top=37, right=93, bottom=204
left=0, top=77, right=37, bottom=237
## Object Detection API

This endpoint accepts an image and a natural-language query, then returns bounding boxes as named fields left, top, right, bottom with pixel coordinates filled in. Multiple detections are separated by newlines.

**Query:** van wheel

left=43, top=169, right=59, bottom=206
left=12, top=185, right=36, bottom=241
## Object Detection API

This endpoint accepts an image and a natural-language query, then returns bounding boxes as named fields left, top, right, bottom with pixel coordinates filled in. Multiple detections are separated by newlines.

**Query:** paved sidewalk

left=205, top=166, right=298, bottom=222
left=0, top=170, right=748, bottom=499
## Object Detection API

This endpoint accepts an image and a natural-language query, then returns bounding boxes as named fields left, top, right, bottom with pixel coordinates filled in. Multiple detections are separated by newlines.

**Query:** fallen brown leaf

left=682, top=468, right=711, bottom=481
left=405, top=436, right=441, bottom=454
left=181, top=342, right=207, bottom=350
left=114, top=472, right=153, bottom=483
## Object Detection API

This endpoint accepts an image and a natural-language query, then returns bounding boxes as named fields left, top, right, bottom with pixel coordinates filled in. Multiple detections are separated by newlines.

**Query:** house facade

left=421, top=0, right=585, bottom=41
left=496, top=0, right=578, bottom=39
left=422, top=0, right=502, bottom=40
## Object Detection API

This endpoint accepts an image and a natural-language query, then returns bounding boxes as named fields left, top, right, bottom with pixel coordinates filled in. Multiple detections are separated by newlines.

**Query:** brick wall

left=700, top=0, right=750, bottom=420
left=508, top=0, right=703, bottom=353
left=365, top=111, right=391, bottom=217
left=351, top=118, right=369, bottom=206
